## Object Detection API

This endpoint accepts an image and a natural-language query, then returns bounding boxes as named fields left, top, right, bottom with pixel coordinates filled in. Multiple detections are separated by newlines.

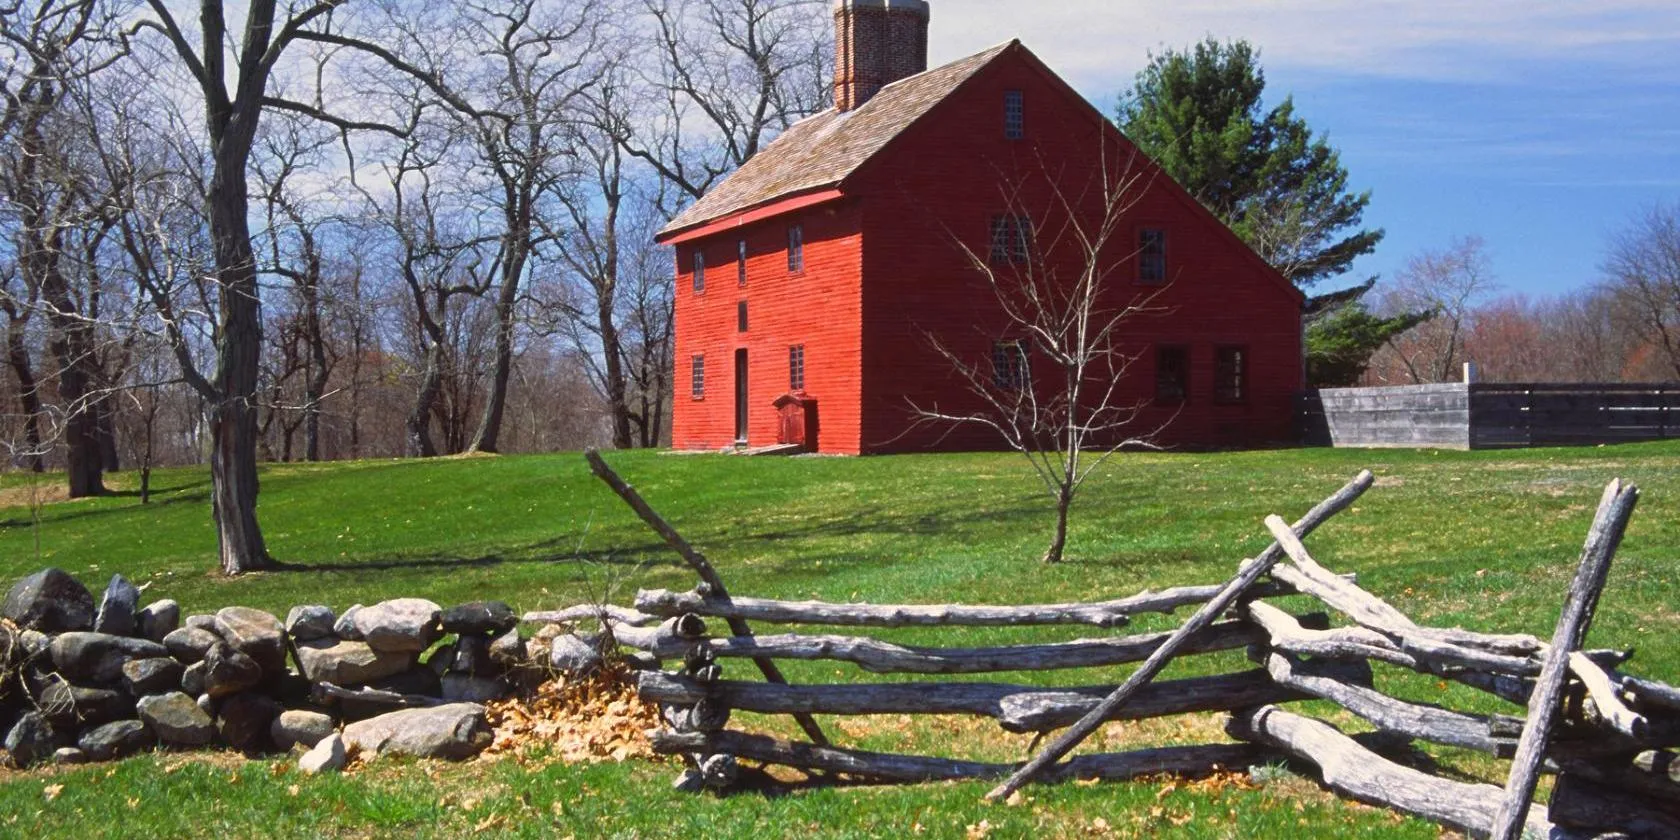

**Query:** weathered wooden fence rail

left=555, top=453, right=1680, bottom=839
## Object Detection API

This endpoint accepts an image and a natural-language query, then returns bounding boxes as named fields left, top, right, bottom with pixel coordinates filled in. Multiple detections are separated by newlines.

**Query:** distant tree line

left=0, top=0, right=830, bottom=572
left=1114, top=38, right=1680, bottom=390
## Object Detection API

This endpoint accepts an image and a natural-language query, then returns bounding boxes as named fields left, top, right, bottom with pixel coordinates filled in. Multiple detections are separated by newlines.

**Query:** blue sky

left=928, top=1, right=1680, bottom=297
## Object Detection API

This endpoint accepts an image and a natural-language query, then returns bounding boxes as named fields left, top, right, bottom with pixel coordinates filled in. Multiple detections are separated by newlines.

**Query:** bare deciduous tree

left=1603, top=203, right=1680, bottom=378
left=0, top=0, right=131, bottom=496
left=1369, top=235, right=1497, bottom=385
left=912, top=149, right=1164, bottom=564
left=622, top=0, right=831, bottom=207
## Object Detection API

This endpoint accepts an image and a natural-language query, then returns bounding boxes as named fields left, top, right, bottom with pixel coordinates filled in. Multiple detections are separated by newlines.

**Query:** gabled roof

left=657, top=42, right=1015, bottom=241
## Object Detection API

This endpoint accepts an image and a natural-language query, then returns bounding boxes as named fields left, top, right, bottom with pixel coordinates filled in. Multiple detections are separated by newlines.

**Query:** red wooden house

left=656, top=0, right=1304, bottom=454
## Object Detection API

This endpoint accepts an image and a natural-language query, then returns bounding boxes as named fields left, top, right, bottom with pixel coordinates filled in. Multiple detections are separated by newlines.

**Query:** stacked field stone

left=1, top=568, right=514, bottom=770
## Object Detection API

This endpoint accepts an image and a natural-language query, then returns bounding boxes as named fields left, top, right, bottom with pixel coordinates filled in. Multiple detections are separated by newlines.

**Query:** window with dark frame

left=988, top=215, right=1031, bottom=265
left=1155, top=345, right=1189, bottom=402
left=789, top=344, right=805, bottom=391
left=1215, top=346, right=1247, bottom=403
left=1003, top=89, right=1024, bottom=140
left=737, top=301, right=748, bottom=333
left=737, top=239, right=748, bottom=286
left=991, top=339, right=1030, bottom=391
left=691, top=355, right=706, bottom=399
left=1138, top=228, right=1167, bottom=284
left=692, top=249, right=706, bottom=292
left=787, top=225, right=804, bottom=272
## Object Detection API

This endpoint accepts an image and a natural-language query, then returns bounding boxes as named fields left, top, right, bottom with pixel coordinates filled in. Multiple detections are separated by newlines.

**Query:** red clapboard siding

left=672, top=202, right=866, bottom=454
left=670, top=45, right=1303, bottom=455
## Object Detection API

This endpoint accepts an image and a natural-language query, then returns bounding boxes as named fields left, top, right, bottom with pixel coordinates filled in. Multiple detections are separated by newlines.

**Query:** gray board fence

left=1299, top=382, right=1680, bottom=449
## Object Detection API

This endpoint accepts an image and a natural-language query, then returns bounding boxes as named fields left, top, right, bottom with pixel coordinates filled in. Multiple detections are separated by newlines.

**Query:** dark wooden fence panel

left=1468, top=384, right=1680, bottom=448
left=1302, top=383, right=1680, bottom=449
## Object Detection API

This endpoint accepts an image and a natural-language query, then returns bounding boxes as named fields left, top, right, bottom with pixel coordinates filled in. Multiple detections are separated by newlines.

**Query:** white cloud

left=928, top=0, right=1680, bottom=90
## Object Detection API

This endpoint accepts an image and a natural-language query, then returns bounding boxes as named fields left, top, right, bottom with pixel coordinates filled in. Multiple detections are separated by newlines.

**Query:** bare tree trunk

left=302, top=250, right=326, bottom=462
left=95, top=399, right=119, bottom=472
left=39, top=257, right=105, bottom=497
left=206, top=165, right=272, bottom=574
left=3, top=313, right=44, bottom=473
left=469, top=248, right=525, bottom=454
left=1043, top=484, right=1072, bottom=563
left=598, top=290, right=633, bottom=449
left=408, top=342, right=444, bottom=458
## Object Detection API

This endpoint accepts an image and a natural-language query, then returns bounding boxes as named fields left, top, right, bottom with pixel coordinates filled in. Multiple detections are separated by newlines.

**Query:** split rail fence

left=542, top=453, right=1680, bottom=840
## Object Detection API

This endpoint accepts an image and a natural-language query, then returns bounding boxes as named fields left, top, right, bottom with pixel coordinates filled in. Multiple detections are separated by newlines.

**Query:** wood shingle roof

left=658, top=42, right=1015, bottom=239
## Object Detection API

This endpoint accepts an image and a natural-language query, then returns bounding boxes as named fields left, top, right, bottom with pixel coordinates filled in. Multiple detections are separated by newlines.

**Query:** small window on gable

left=787, top=225, right=804, bottom=273
left=1155, top=345, right=1188, bottom=403
left=789, top=344, right=805, bottom=391
left=992, top=339, right=1030, bottom=391
left=1004, top=90, right=1024, bottom=140
left=692, top=249, right=706, bottom=293
left=691, top=355, right=706, bottom=399
left=1138, top=228, right=1167, bottom=284
left=988, top=215, right=1031, bottom=265
left=1215, top=346, right=1247, bottom=403
left=737, top=239, right=748, bottom=286
left=737, top=300, right=748, bottom=333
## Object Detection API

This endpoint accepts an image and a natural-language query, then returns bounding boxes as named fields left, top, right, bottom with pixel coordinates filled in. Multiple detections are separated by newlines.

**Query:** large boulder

left=136, top=600, right=180, bottom=643
left=213, top=607, right=287, bottom=675
left=271, top=710, right=335, bottom=751
left=4, top=711, right=67, bottom=767
left=438, top=601, right=517, bottom=636
left=216, top=692, right=279, bottom=753
left=78, top=719, right=153, bottom=761
left=293, top=638, right=412, bottom=686
left=34, top=680, right=130, bottom=728
left=136, top=692, right=214, bottom=746
left=353, top=599, right=442, bottom=653
left=163, top=626, right=221, bottom=664
left=201, top=642, right=262, bottom=699
left=121, top=657, right=184, bottom=698
left=93, top=574, right=140, bottom=636
left=284, top=605, right=336, bottom=643
left=341, top=703, right=491, bottom=760
left=49, top=632, right=168, bottom=683
left=3, top=568, right=95, bottom=633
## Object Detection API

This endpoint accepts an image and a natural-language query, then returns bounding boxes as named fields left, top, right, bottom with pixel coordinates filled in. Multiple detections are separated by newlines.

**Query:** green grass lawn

left=2, top=443, right=1678, bottom=837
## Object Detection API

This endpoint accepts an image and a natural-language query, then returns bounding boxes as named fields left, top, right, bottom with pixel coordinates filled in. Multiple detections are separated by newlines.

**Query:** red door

left=774, top=393, right=817, bottom=449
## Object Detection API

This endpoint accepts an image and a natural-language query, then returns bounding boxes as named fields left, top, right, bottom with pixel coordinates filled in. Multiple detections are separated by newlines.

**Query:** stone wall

left=0, top=567, right=540, bottom=771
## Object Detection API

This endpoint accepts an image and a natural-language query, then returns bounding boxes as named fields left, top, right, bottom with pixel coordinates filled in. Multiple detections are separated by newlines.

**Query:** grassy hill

left=3, top=443, right=1678, bottom=837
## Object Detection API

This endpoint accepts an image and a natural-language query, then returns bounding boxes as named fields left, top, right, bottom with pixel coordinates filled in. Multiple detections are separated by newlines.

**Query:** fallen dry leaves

left=482, top=666, right=663, bottom=766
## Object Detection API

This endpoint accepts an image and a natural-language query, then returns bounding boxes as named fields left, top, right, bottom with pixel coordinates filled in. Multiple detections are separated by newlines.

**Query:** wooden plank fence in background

left=1300, top=382, right=1680, bottom=449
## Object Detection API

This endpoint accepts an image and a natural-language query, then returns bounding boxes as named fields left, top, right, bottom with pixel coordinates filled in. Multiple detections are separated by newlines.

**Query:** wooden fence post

left=982, top=471, right=1373, bottom=802
left=584, top=449, right=832, bottom=747
left=1489, top=479, right=1638, bottom=840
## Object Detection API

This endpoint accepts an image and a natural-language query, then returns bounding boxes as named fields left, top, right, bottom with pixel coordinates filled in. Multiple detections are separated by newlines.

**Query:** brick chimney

left=834, top=0, right=930, bottom=113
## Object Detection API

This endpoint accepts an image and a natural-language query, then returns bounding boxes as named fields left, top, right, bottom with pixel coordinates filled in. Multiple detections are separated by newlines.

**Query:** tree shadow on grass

left=271, top=539, right=683, bottom=574
left=0, top=483, right=212, bottom=528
